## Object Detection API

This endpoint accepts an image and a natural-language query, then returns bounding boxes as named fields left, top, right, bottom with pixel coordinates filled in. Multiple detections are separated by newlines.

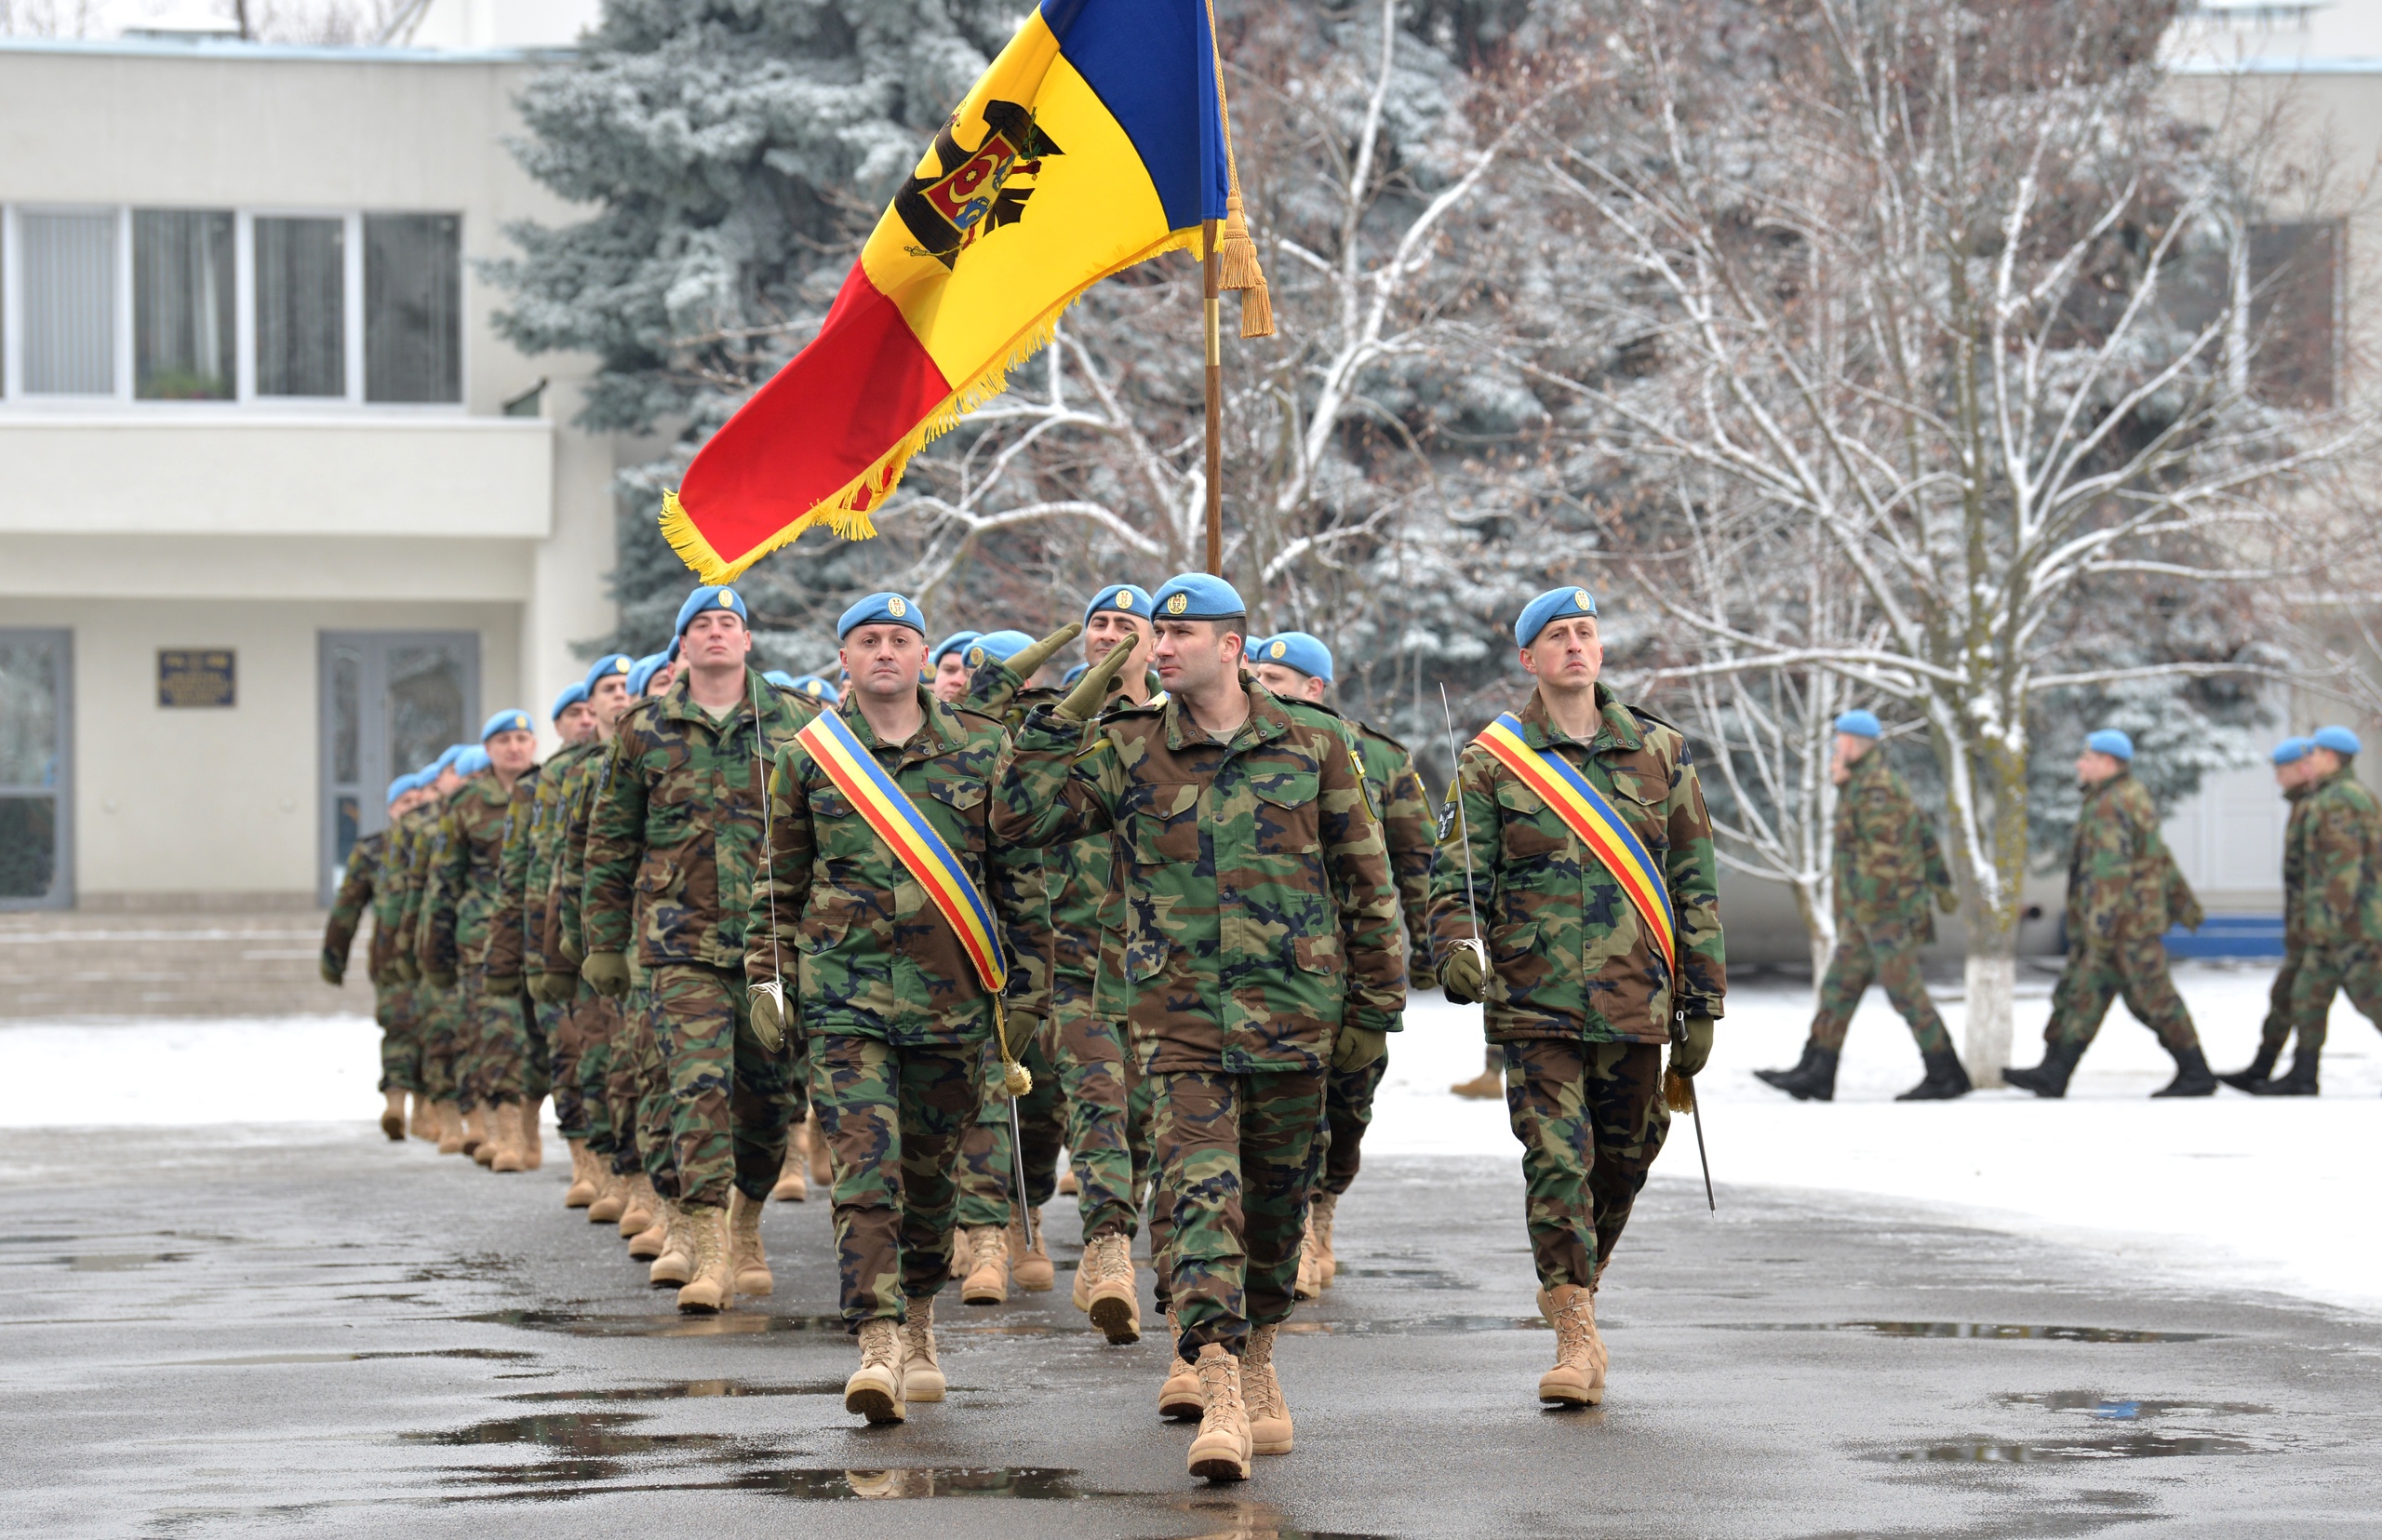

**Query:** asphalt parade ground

left=6, top=1125, right=2378, bottom=1539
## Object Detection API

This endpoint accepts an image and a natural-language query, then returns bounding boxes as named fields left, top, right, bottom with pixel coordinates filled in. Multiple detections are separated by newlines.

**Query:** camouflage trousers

left=812, top=1033, right=979, bottom=1327
left=953, top=1023, right=1064, bottom=1229
left=1131, top=1054, right=1171, bottom=1308
left=647, top=962, right=802, bottom=1209
left=1049, top=977, right=1140, bottom=1240
left=569, top=990, right=621, bottom=1157
left=1505, top=1039, right=1669, bottom=1293
left=544, top=998, right=587, bottom=1138
left=374, top=979, right=422, bottom=1094
left=1809, top=920, right=1952, bottom=1056
left=608, top=984, right=670, bottom=1188
left=417, top=981, right=465, bottom=1105
left=1151, top=1067, right=1326, bottom=1358
left=2043, top=936, right=2201, bottom=1056
left=2283, top=940, right=2382, bottom=1055
left=1317, top=1053, right=1388, bottom=1199
left=461, top=970, right=535, bottom=1107
left=2255, top=947, right=2301, bottom=1057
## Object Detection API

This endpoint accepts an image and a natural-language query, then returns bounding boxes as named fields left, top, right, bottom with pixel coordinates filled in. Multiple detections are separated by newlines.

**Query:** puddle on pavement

left=0, top=1251, right=194, bottom=1272
left=2001, top=1392, right=2273, bottom=1419
left=1884, top=1434, right=2265, bottom=1462
left=1280, top=1315, right=1547, bottom=1336
left=722, top=1466, right=1087, bottom=1499
left=159, top=1347, right=540, bottom=1366
left=1166, top=1497, right=1392, bottom=1540
left=1328, top=1267, right=1468, bottom=1291
left=502, top=1379, right=843, bottom=1403
left=457, top=1308, right=1061, bottom=1339
left=1733, top=1321, right=2214, bottom=1343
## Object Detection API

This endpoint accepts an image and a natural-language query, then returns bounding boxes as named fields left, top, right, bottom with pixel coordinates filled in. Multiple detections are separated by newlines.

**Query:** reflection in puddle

left=2000, top=1392, right=2273, bottom=1420
left=1166, top=1495, right=1392, bottom=1540
left=457, top=1308, right=1061, bottom=1340
left=160, top=1348, right=539, bottom=1367
left=1886, top=1434, right=2265, bottom=1462
left=1733, top=1321, right=2214, bottom=1343
left=0, top=1251, right=195, bottom=1272
left=1280, top=1316, right=1546, bottom=1336
left=732, top=1466, right=1084, bottom=1499
left=502, top=1379, right=844, bottom=1403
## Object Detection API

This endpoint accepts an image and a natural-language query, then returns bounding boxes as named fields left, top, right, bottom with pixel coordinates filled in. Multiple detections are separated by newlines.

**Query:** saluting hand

left=1055, top=638, right=1137, bottom=721
left=1007, top=622, right=1084, bottom=684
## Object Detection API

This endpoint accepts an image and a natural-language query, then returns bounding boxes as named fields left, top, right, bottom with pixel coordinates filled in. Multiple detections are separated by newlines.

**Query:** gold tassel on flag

left=1206, top=0, right=1275, bottom=338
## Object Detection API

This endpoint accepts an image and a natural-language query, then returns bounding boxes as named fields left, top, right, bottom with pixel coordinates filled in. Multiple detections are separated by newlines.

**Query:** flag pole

left=1203, top=218, right=1223, bottom=576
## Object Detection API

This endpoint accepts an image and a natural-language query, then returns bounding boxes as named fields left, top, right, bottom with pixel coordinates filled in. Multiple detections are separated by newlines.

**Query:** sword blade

left=1439, top=684, right=1482, bottom=944
left=1690, top=1090, right=1715, bottom=1212
left=1009, top=1093, right=1036, bottom=1250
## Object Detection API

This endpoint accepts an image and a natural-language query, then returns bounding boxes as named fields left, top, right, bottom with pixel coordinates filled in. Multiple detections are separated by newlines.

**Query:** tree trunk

left=1960, top=924, right=2018, bottom=1089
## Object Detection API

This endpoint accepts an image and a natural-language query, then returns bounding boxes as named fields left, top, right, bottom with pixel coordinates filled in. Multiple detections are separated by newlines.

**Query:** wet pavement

left=4, top=1125, right=2377, bottom=1537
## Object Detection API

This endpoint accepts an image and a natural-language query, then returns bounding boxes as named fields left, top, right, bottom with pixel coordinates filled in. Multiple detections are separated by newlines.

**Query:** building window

left=254, top=215, right=348, bottom=399
left=366, top=213, right=462, bottom=404
left=19, top=210, right=116, bottom=396
left=133, top=209, right=235, bottom=401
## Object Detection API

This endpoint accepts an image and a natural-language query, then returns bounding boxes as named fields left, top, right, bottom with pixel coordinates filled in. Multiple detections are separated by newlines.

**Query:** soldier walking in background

left=322, top=773, right=417, bottom=1140
left=397, top=746, right=476, bottom=1155
left=2005, top=730, right=2215, bottom=1098
left=1755, top=709, right=1966, bottom=1103
left=2252, top=726, right=2382, bottom=1096
left=1249, top=630, right=1435, bottom=1301
left=2221, top=737, right=2316, bottom=1092
left=1428, top=586, right=1725, bottom=1413
left=996, top=573, right=1406, bottom=1483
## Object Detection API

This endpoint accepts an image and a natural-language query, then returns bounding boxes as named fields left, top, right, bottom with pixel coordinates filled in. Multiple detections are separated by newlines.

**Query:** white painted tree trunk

left=1961, top=952, right=2016, bottom=1089
left=1810, top=929, right=1833, bottom=1013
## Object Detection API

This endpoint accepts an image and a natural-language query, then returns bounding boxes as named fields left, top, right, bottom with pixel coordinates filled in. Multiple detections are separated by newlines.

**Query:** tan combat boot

left=489, top=1103, right=529, bottom=1173
left=380, top=1089, right=407, bottom=1141
left=728, top=1187, right=773, bottom=1297
left=518, top=1101, right=543, bottom=1170
left=1081, top=1232, right=1141, bottom=1345
left=1185, top=1344, right=1251, bottom=1481
left=435, top=1103, right=465, bottom=1156
left=901, top=1296, right=945, bottom=1403
left=770, top=1124, right=809, bottom=1202
left=1294, top=1224, right=1324, bottom=1302
left=1057, top=1158, right=1079, bottom=1196
left=845, top=1318, right=905, bottom=1423
left=618, top=1174, right=658, bottom=1239
left=948, top=1225, right=972, bottom=1284
left=1010, top=1209, right=1054, bottom=1292
left=647, top=1202, right=693, bottom=1287
left=960, top=1225, right=1010, bottom=1305
left=1536, top=1284, right=1607, bottom=1406
left=563, top=1142, right=598, bottom=1209
left=586, top=1170, right=628, bottom=1225
left=408, top=1093, right=438, bottom=1142
left=1310, top=1190, right=1338, bottom=1288
left=1243, top=1324, right=1293, bottom=1455
left=461, top=1104, right=489, bottom=1161
left=675, top=1202, right=731, bottom=1313
left=1158, top=1308, right=1205, bottom=1420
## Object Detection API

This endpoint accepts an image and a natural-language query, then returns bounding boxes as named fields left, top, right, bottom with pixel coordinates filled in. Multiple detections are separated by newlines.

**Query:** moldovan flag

left=661, top=0, right=1259, bottom=583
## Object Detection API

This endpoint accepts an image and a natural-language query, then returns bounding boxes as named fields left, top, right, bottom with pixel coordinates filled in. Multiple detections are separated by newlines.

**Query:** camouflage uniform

left=995, top=683, right=1406, bottom=1357
left=422, top=767, right=539, bottom=1109
left=2040, top=771, right=2203, bottom=1056
left=1425, top=686, right=1727, bottom=1294
left=2248, top=782, right=2313, bottom=1063
left=394, top=797, right=468, bottom=1108
left=1808, top=746, right=1956, bottom=1055
left=554, top=738, right=642, bottom=1177
left=492, top=743, right=599, bottom=1138
left=743, top=687, right=1021, bottom=1326
left=2279, top=765, right=2382, bottom=1063
left=323, top=830, right=417, bottom=1094
left=584, top=671, right=815, bottom=1210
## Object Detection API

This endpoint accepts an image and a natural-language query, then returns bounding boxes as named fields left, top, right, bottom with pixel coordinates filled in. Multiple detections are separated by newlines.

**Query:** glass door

left=0, top=631, right=71, bottom=909
left=320, top=632, right=477, bottom=904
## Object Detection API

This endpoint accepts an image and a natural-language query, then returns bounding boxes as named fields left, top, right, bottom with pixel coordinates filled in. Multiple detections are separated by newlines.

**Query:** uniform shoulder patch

left=1435, top=781, right=1462, bottom=841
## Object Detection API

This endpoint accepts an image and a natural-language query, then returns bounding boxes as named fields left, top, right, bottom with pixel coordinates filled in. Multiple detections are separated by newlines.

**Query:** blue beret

left=549, top=682, right=589, bottom=720
left=761, top=670, right=797, bottom=689
left=1243, top=637, right=1263, bottom=662
left=2270, top=736, right=2310, bottom=765
left=1515, top=586, right=1599, bottom=648
left=666, top=635, right=683, bottom=663
left=2086, top=729, right=2134, bottom=762
left=791, top=675, right=842, bottom=704
left=626, top=653, right=671, bottom=698
left=385, top=772, right=419, bottom=806
left=675, top=584, right=749, bottom=637
left=481, top=708, right=533, bottom=741
left=1833, top=709, right=1882, bottom=740
left=932, top=630, right=983, bottom=663
left=453, top=746, right=491, bottom=778
left=967, top=630, right=1037, bottom=666
left=423, top=743, right=469, bottom=779
left=582, top=653, right=635, bottom=693
left=1062, top=663, right=1089, bottom=687
left=838, top=591, right=927, bottom=639
left=1151, top=572, right=1247, bottom=622
left=1084, top=583, right=1155, bottom=625
left=1256, top=631, right=1333, bottom=683
left=2314, top=725, right=2362, bottom=757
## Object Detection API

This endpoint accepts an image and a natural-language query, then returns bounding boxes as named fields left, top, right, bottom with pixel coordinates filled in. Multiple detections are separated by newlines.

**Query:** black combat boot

left=2150, top=1044, right=2218, bottom=1098
left=1894, top=1049, right=1973, bottom=1101
left=2247, top=1047, right=2320, bottom=1096
left=2216, top=1042, right=2282, bottom=1093
left=1753, top=1042, right=1838, bottom=1101
left=2002, top=1040, right=2083, bottom=1098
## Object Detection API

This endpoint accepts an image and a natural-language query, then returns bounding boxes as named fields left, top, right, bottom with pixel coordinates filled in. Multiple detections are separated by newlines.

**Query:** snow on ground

left=1, top=961, right=2375, bottom=1315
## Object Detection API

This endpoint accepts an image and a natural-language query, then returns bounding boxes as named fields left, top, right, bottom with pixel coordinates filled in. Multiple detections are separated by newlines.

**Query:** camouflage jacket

left=1831, top=746, right=1954, bottom=939
left=480, top=762, right=547, bottom=982
left=322, top=830, right=384, bottom=982
left=519, top=740, right=602, bottom=976
left=551, top=738, right=615, bottom=967
left=422, top=768, right=521, bottom=978
left=583, top=670, right=818, bottom=969
left=2063, top=771, right=2201, bottom=949
left=392, top=795, right=452, bottom=968
left=1426, top=686, right=1728, bottom=1044
left=373, top=808, right=430, bottom=967
left=2295, top=766, right=2382, bottom=947
left=744, top=688, right=1024, bottom=1047
left=994, top=681, right=1407, bottom=1075
left=2280, top=783, right=2311, bottom=944
left=1343, top=714, right=1435, bottom=981
left=961, top=659, right=1066, bottom=1019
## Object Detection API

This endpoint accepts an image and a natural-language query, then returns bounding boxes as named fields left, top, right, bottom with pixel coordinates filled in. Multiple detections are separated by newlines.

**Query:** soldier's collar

left=840, top=686, right=962, bottom=757
left=1165, top=680, right=1288, bottom=753
left=1518, top=684, right=1639, bottom=752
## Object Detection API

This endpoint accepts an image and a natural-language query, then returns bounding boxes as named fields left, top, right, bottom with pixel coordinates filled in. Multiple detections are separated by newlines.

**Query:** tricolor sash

left=793, top=708, right=1007, bottom=995
left=1475, top=713, right=1679, bottom=969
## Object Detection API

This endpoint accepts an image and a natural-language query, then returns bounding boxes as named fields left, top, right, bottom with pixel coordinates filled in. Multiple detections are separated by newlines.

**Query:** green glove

left=426, top=969, right=457, bottom=991
left=1936, top=886, right=1959, bottom=915
left=1005, top=622, right=1083, bottom=685
left=1670, top=1013, right=1715, bottom=1078
left=748, top=983, right=787, bottom=1053
left=1056, top=638, right=1139, bottom=721
left=1410, top=962, right=1439, bottom=993
left=483, top=973, right=523, bottom=1000
left=1331, top=1023, right=1388, bottom=1071
left=1440, top=940, right=1485, bottom=1005
left=393, top=954, right=419, bottom=984
left=531, top=971, right=576, bottom=1004
left=318, top=958, right=343, bottom=987
left=581, top=951, right=631, bottom=999
left=558, top=937, right=585, bottom=969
